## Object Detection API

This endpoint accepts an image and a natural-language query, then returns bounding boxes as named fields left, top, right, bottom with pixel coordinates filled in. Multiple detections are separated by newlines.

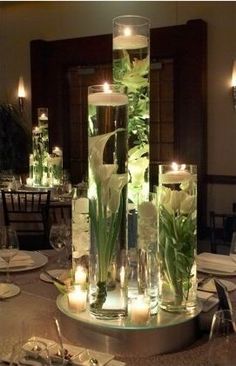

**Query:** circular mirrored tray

left=57, top=294, right=202, bottom=357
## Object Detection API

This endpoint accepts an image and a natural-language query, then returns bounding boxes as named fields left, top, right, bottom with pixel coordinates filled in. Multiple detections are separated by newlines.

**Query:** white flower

left=129, top=157, right=149, bottom=186
left=107, top=173, right=128, bottom=213
left=180, top=195, right=196, bottom=214
left=89, top=129, right=124, bottom=183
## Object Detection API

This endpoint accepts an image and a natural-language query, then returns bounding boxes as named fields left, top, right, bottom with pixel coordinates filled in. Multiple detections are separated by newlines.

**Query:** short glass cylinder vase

left=88, top=84, right=129, bottom=320
left=158, top=163, right=197, bottom=313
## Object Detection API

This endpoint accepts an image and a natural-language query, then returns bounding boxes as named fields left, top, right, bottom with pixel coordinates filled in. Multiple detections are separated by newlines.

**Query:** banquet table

left=0, top=250, right=235, bottom=366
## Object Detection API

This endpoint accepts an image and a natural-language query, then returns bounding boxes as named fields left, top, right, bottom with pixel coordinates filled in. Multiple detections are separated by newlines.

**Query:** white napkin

left=0, top=252, right=34, bottom=269
left=197, top=252, right=236, bottom=273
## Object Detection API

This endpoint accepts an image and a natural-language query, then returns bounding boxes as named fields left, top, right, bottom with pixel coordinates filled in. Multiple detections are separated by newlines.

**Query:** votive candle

left=130, top=296, right=150, bottom=325
left=67, top=286, right=87, bottom=313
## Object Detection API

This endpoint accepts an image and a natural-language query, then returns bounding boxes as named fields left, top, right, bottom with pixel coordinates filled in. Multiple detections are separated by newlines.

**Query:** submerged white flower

left=89, top=128, right=124, bottom=183
left=129, top=157, right=149, bottom=186
left=107, top=173, right=128, bottom=213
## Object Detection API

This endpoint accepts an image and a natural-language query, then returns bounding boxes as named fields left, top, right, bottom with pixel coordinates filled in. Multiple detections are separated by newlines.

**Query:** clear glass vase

left=88, top=84, right=128, bottom=319
left=113, top=15, right=150, bottom=203
left=158, top=163, right=197, bottom=312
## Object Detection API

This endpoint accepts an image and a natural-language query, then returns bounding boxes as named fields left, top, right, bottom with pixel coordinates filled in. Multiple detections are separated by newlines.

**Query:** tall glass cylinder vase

left=158, top=163, right=197, bottom=312
left=88, top=84, right=128, bottom=320
left=113, top=15, right=150, bottom=204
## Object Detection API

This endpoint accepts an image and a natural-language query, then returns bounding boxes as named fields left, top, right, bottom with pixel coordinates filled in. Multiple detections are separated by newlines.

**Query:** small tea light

left=130, top=296, right=150, bottom=325
left=75, top=266, right=87, bottom=286
left=67, top=286, right=87, bottom=313
left=120, top=266, right=125, bottom=288
left=52, top=146, right=62, bottom=157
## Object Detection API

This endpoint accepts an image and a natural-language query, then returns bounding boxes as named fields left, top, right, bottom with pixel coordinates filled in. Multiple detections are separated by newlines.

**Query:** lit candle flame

left=124, top=27, right=132, bottom=37
left=103, top=82, right=112, bottom=93
left=18, top=76, right=26, bottom=98
left=232, top=60, right=236, bottom=87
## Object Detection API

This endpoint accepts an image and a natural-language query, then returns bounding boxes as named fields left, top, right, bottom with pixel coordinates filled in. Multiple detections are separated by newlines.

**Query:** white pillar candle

left=75, top=266, right=87, bottom=286
left=160, top=163, right=192, bottom=184
left=88, top=91, right=128, bottom=106
left=113, top=34, right=148, bottom=50
left=67, top=287, right=87, bottom=313
left=130, top=296, right=150, bottom=325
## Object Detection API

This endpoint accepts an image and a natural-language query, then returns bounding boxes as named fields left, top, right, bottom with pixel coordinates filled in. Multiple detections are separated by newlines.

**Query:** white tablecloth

left=0, top=250, right=235, bottom=365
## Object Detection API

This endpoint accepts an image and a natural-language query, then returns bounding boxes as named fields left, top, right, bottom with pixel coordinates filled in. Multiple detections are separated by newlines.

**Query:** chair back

left=42, top=202, right=71, bottom=237
left=1, top=190, right=51, bottom=234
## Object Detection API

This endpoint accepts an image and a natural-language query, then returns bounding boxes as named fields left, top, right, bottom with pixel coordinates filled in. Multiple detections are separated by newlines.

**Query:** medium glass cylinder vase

left=88, top=84, right=128, bottom=319
left=158, top=163, right=197, bottom=312
left=113, top=15, right=150, bottom=202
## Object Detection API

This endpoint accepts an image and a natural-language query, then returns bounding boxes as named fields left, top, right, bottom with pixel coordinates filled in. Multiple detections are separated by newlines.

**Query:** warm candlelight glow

left=75, top=266, right=87, bottom=286
left=124, top=27, right=132, bottom=37
left=67, top=286, right=87, bottom=313
left=130, top=296, right=150, bottom=325
left=52, top=146, right=62, bottom=156
left=103, top=82, right=112, bottom=93
left=18, top=76, right=26, bottom=98
left=39, top=112, right=48, bottom=120
left=232, top=60, right=236, bottom=87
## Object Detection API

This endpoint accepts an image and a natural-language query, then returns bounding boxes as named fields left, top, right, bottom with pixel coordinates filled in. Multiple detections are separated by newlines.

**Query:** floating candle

left=67, top=286, right=87, bottom=313
left=160, top=163, right=192, bottom=184
left=52, top=146, right=62, bottom=157
left=39, top=113, right=48, bottom=121
left=75, top=266, right=87, bottom=286
left=130, top=296, right=150, bottom=325
left=113, top=34, right=148, bottom=50
left=88, top=92, right=128, bottom=106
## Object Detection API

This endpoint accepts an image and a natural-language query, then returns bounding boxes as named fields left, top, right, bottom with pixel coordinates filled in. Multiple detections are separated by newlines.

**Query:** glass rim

left=113, top=14, right=150, bottom=27
left=88, top=84, right=126, bottom=94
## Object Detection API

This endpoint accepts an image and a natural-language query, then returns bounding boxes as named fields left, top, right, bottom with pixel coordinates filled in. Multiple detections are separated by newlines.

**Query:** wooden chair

left=1, top=190, right=51, bottom=250
left=209, top=211, right=236, bottom=253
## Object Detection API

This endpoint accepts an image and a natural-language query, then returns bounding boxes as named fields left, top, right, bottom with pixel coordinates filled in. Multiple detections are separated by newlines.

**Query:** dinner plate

left=40, top=269, right=68, bottom=283
left=197, top=267, right=236, bottom=276
left=0, top=283, right=20, bottom=298
left=0, top=251, right=48, bottom=273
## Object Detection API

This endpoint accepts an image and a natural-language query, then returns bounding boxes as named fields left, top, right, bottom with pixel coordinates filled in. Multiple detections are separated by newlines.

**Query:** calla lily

left=89, top=128, right=124, bottom=181
left=129, top=156, right=149, bottom=186
left=107, top=173, right=128, bottom=213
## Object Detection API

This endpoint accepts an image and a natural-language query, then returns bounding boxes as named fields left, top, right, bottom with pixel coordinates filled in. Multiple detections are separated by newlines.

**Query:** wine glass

left=0, top=226, right=19, bottom=284
left=49, top=224, right=68, bottom=268
left=10, top=339, right=51, bottom=366
left=208, top=309, right=236, bottom=366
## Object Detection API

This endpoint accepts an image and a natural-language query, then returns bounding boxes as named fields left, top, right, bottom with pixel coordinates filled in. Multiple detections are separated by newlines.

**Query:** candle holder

left=67, top=285, right=87, bottom=313
left=157, top=163, right=197, bottom=312
left=130, top=295, right=150, bottom=325
left=88, top=84, right=128, bottom=319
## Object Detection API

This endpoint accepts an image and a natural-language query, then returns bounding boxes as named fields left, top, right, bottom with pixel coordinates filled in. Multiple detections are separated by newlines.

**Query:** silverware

left=43, top=270, right=65, bottom=286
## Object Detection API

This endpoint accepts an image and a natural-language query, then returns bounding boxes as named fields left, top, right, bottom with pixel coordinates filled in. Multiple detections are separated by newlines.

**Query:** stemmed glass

left=208, top=309, right=236, bottom=365
left=49, top=224, right=71, bottom=268
left=0, top=226, right=19, bottom=284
